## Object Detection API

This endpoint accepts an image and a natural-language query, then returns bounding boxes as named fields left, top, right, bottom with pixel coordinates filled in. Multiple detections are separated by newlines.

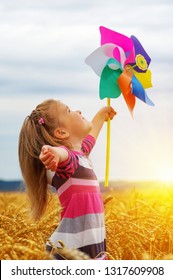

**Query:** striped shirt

left=46, top=135, right=106, bottom=259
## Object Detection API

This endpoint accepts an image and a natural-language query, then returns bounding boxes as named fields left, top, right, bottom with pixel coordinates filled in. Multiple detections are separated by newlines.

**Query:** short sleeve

left=81, top=135, right=96, bottom=156
left=56, top=147, right=79, bottom=179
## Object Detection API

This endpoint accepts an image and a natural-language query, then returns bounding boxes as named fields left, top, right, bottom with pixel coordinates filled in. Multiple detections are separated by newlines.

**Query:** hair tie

left=38, top=117, right=45, bottom=125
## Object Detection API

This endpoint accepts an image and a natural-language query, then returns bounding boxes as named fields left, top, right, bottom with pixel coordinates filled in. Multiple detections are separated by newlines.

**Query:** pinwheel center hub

left=135, top=54, right=148, bottom=70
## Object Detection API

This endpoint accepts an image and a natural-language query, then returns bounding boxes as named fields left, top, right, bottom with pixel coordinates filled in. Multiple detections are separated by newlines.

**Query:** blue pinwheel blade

left=132, top=75, right=154, bottom=106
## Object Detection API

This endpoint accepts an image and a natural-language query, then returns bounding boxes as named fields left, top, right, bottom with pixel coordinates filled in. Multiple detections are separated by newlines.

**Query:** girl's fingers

left=40, top=153, right=52, bottom=163
left=46, top=161, right=58, bottom=172
left=39, top=146, right=58, bottom=171
left=40, top=152, right=55, bottom=166
left=109, top=110, right=117, bottom=119
left=39, top=148, right=58, bottom=171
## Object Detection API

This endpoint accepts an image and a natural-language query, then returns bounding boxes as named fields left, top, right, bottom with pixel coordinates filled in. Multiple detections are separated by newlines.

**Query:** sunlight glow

left=156, top=165, right=173, bottom=183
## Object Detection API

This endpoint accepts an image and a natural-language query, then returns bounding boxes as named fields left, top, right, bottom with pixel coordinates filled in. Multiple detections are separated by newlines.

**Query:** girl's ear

left=54, top=128, right=69, bottom=139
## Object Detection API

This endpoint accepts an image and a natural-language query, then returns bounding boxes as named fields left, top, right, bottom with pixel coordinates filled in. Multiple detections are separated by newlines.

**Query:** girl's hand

left=90, top=106, right=117, bottom=140
left=98, top=106, right=117, bottom=122
left=39, top=145, right=58, bottom=172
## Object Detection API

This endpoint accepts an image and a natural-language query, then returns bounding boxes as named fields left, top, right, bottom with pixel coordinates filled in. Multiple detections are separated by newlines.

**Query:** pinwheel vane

left=85, top=26, right=153, bottom=186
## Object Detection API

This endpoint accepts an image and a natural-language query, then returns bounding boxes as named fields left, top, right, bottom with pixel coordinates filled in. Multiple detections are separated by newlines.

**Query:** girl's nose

left=76, top=110, right=82, bottom=114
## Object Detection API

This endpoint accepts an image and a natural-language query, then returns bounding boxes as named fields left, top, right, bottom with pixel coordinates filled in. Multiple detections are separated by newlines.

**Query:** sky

left=0, top=0, right=173, bottom=183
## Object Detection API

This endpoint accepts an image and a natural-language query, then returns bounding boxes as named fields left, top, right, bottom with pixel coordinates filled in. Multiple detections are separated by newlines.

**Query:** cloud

left=0, top=0, right=173, bottom=180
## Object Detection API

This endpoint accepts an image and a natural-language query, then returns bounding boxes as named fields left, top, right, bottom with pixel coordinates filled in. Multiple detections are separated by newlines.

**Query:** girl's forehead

left=57, top=101, right=68, bottom=112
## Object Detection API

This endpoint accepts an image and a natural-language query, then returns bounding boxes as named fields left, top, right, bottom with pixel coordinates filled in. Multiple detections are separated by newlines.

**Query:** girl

left=18, top=99, right=116, bottom=259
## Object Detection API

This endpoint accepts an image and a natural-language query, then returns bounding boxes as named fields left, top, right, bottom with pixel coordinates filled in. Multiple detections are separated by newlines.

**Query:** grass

left=1, top=181, right=173, bottom=260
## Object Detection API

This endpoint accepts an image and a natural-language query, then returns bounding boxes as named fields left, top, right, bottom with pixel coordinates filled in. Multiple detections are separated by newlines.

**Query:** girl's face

left=55, top=101, right=93, bottom=140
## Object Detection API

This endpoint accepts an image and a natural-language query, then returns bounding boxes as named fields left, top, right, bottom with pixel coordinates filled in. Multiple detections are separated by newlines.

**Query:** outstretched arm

left=90, top=106, right=116, bottom=140
left=39, top=146, right=68, bottom=172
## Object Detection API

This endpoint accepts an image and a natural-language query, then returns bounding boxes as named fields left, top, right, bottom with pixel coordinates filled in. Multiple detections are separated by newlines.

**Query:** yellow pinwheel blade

left=133, top=69, right=152, bottom=89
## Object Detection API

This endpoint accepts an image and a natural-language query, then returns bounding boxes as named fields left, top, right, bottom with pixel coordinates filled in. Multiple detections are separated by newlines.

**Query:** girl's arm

left=89, top=106, right=116, bottom=140
left=39, top=146, right=68, bottom=172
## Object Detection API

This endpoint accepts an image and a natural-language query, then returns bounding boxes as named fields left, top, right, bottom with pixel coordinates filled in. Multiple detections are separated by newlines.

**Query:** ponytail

left=18, top=99, right=70, bottom=221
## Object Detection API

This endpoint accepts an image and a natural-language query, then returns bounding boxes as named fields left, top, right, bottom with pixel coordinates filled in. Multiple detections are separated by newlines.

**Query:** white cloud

left=0, top=0, right=173, bottom=181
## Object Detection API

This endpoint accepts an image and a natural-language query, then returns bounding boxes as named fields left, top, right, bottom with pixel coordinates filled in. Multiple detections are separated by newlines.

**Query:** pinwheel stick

left=105, top=97, right=111, bottom=187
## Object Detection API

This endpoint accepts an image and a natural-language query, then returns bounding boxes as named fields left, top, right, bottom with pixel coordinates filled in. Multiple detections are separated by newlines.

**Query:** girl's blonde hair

left=18, top=99, right=71, bottom=221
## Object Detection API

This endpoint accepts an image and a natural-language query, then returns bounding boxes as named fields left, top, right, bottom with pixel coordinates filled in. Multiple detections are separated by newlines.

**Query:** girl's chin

left=88, top=122, right=93, bottom=131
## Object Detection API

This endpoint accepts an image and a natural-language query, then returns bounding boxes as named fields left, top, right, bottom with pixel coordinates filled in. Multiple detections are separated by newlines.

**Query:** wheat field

left=1, top=182, right=173, bottom=260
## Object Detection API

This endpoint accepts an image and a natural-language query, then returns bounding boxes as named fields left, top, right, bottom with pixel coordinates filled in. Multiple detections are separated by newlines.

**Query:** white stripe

left=47, top=227, right=106, bottom=249
left=78, top=156, right=93, bottom=169
left=57, top=178, right=99, bottom=196
left=56, top=213, right=105, bottom=233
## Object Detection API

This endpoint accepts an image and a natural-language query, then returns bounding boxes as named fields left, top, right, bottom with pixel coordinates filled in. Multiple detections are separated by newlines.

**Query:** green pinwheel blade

left=99, top=65, right=122, bottom=99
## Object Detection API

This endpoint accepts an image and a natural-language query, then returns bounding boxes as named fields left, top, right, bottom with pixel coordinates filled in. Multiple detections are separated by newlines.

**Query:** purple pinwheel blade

left=130, top=35, right=151, bottom=73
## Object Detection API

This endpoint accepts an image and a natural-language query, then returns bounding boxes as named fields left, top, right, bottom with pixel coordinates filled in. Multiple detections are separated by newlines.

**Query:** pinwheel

left=85, top=26, right=153, bottom=186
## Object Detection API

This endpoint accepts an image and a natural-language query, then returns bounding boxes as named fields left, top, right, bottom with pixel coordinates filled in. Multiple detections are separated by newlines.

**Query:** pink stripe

left=60, top=191, right=104, bottom=218
left=61, top=199, right=103, bottom=219
left=57, top=178, right=99, bottom=196
left=59, top=185, right=99, bottom=203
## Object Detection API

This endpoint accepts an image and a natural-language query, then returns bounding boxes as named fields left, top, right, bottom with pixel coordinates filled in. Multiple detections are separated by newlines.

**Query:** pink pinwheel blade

left=99, top=26, right=135, bottom=66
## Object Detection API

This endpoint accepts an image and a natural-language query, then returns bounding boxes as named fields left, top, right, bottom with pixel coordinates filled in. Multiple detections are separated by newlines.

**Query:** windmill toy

left=85, top=26, right=153, bottom=187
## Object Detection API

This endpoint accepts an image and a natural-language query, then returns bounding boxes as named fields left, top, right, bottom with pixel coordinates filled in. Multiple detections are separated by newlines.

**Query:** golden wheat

left=1, top=182, right=173, bottom=260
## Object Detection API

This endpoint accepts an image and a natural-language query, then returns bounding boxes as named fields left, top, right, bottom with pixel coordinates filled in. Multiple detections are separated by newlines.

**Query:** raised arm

left=89, top=106, right=116, bottom=140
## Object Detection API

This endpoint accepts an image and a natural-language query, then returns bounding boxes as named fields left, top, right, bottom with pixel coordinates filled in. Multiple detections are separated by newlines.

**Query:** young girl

left=18, top=99, right=116, bottom=259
